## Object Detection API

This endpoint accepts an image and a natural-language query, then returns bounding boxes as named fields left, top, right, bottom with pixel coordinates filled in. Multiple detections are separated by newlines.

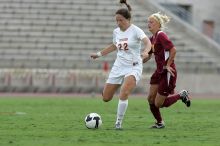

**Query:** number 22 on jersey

left=117, top=42, right=128, bottom=51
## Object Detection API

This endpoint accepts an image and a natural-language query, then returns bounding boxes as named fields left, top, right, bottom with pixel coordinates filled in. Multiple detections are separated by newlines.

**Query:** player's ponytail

left=116, top=0, right=132, bottom=20
left=150, top=12, right=171, bottom=29
left=160, top=14, right=170, bottom=24
left=120, top=0, right=132, bottom=11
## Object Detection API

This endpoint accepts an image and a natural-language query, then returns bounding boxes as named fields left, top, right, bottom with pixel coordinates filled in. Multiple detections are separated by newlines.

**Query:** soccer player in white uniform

left=90, top=0, right=151, bottom=129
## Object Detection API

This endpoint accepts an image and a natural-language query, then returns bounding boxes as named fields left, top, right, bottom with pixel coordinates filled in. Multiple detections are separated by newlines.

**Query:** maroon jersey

left=150, top=31, right=175, bottom=73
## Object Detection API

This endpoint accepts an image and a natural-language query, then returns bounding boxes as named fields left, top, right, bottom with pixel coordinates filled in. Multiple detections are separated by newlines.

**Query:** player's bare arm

left=166, top=47, right=176, bottom=76
left=141, top=37, right=152, bottom=63
left=90, top=44, right=117, bottom=59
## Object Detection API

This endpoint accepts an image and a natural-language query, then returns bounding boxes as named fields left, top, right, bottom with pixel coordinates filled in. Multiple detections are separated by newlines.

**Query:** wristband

left=97, top=51, right=102, bottom=57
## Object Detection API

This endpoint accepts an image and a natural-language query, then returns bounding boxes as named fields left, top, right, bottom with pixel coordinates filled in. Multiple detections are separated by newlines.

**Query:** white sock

left=116, top=99, right=128, bottom=124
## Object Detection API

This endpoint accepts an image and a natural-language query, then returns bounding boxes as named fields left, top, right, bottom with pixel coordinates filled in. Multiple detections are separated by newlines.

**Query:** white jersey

left=106, top=24, right=147, bottom=85
left=113, top=24, right=146, bottom=66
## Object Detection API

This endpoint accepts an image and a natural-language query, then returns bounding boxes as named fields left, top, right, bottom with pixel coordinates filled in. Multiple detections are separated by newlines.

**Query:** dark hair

left=120, top=0, right=132, bottom=11
left=116, top=0, right=132, bottom=20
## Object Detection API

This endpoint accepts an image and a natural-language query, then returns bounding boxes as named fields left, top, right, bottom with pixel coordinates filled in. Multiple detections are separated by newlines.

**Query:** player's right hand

left=90, top=53, right=99, bottom=59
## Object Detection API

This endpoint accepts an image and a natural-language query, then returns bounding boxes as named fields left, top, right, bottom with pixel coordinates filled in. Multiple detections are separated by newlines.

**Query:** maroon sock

left=149, top=104, right=162, bottom=123
left=162, top=94, right=180, bottom=107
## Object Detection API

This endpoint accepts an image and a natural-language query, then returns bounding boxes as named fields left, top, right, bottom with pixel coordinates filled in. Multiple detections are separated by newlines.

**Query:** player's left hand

left=166, top=66, right=175, bottom=77
left=141, top=53, right=150, bottom=63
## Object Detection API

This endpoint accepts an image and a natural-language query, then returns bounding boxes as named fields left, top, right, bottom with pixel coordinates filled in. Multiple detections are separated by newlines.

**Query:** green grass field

left=0, top=96, right=219, bottom=146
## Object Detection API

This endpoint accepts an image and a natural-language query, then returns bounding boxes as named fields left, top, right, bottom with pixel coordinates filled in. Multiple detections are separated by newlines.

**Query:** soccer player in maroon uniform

left=143, top=12, right=191, bottom=128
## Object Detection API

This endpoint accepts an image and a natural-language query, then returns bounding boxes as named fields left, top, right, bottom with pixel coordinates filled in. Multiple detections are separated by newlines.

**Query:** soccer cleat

left=115, top=121, right=122, bottom=130
left=179, top=90, right=191, bottom=107
left=150, top=121, right=165, bottom=129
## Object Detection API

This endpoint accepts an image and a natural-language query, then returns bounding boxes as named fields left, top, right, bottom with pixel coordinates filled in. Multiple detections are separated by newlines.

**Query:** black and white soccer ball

left=85, top=113, right=102, bottom=129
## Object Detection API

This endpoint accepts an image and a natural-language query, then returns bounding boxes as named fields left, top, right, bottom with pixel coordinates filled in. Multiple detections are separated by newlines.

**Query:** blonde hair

left=150, top=12, right=170, bottom=29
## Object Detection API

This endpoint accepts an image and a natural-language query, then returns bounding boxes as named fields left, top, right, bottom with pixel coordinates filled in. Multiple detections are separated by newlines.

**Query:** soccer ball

left=85, top=113, right=102, bottom=129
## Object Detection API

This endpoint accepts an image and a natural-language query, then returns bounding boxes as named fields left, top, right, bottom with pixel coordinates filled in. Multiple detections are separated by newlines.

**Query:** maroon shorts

left=150, top=69, right=177, bottom=96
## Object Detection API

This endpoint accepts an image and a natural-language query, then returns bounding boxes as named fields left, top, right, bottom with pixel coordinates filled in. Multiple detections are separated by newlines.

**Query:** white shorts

left=106, top=63, right=142, bottom=85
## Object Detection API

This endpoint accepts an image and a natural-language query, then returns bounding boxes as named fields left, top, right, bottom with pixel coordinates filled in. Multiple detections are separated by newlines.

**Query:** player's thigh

left=147, top=84, right=158, bottom=104
left=102, top=83, right=120, bottom=102
left=119, top=75, right=136, bottom=100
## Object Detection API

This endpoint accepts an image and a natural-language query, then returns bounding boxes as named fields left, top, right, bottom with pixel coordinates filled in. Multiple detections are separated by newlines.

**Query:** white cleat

left=150, top=121, right=165, bottom=129
left=115, top=122, right=122, bottom=130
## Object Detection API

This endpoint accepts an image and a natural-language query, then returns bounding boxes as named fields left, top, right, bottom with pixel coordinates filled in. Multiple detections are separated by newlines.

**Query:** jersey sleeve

left=158, top=32, right=174, bottom=51
left=112, top=30, right=117, bottom=45
left=135, top=27, right=147, bottom=40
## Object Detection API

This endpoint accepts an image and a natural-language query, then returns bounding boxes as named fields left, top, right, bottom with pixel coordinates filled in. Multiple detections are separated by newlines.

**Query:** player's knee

left=102, top=97, right=111, bottom=102
left=154, top=102, right=161, bottom=108
left=121, top=90, right=130, bottom=98
left=102, top=92, right=112, bottom=102
left=147, top=95, right=155, bottom=104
